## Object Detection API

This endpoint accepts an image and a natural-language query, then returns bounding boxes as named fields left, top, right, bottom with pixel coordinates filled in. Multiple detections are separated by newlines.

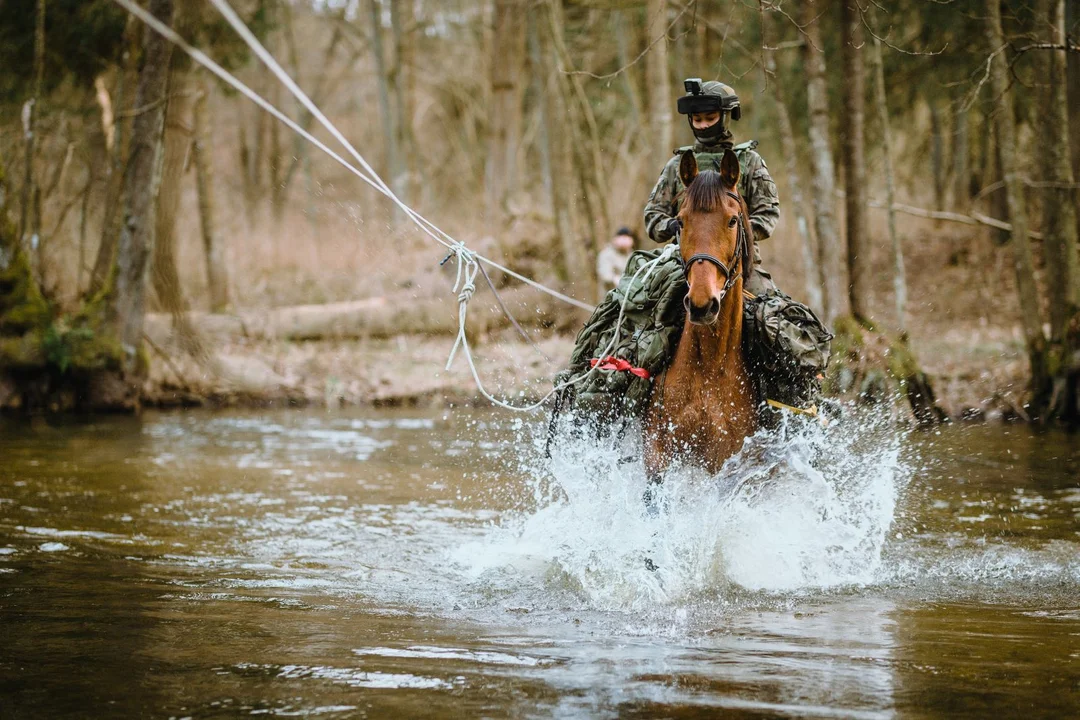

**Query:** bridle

left=680, top=190, right=747, bottom=297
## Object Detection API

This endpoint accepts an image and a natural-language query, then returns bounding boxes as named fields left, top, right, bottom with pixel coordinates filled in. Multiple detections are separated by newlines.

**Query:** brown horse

left=643, top=149, right=758, bottom=480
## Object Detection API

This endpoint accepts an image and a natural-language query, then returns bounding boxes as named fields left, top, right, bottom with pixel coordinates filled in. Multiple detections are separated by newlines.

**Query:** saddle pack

left=553, top=248, right=833, bottom=421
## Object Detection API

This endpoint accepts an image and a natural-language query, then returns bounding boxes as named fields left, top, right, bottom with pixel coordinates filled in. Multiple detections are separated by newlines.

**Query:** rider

left=643, top=79, right=779, bottom=296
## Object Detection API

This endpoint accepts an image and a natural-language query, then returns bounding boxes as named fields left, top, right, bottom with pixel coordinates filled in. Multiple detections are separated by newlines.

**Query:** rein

left=680, top=190, right=747, bottom=298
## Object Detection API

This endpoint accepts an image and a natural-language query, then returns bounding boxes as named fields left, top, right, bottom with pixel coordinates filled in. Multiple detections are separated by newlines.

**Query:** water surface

left=1, top=409, right=1078, bottom=718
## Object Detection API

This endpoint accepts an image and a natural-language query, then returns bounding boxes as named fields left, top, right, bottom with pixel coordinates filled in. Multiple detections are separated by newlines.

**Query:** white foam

left=453, top=412, right=902, bottom=609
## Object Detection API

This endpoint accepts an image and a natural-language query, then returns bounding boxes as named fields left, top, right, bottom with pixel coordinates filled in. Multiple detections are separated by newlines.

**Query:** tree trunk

left=802, top=0, right=845, bottom=322
left=840, top=0, right=870, bottom=322
left=278, top=17, right=351, bottom=200
left=109, top=0, right=175, bottom=397
left=871, top=37, right=907, bottom=334
left=952, top=106, right=969, bottom=212
left=526, top=9, right=555, bottom=218
left=367, top=0, right=403, bottom=221
left=538, top=0, right=594, bottom=301
left=613, top=9, right=644, bottom=127
left=645, top=0, right=672, bottom=168
left=1033, top=0, right=1080, bottom=421
left=19, top=0, right=46, bottom=279
left=766, top=44, right=821, bottom=311
left=930, top=104, right=946, bottom=212
left=390, top=0, right=416, bottom=205
left=547, top=0, right=605, bottom=300
left=152, top=65, right=203, bottom=357
left=192, top=75, right=230, bottom=313
left=984, top=0, right=1048, bottom=401
left=91, top=17, right=140, bottom=297
left=485, top=0, right=527, bottom=219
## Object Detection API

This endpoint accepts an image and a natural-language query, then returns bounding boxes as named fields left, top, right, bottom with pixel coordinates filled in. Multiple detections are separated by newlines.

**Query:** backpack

left=553, top=247, right=686, bottom=419
left=552, top=253, right=833, bottom=422
left=742, top=290, right=834, bottom=416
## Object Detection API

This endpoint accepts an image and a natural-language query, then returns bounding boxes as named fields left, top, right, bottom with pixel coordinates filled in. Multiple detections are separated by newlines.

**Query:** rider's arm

left=741, top=152, right=780, bottom=243
left=644, top=159, right=682, bottom=243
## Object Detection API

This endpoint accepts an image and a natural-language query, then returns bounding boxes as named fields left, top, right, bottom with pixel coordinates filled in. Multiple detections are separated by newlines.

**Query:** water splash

left=454, top=409, right=905, bottom=610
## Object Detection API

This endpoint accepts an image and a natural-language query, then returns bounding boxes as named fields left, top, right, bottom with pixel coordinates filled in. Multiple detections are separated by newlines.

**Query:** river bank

left=139, top=317, right=1030, bottom=422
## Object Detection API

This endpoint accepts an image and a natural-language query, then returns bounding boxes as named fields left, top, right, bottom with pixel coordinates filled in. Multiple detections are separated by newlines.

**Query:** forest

left=0, top=0, right=1077, bottom=423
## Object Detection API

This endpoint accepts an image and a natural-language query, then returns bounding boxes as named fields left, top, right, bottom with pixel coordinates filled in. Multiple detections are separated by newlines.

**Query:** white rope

left=112, top=0, right=651, bottom=413
left=443, top=243, right=678, bottom=413
left=109, top=0, right=593, bottom=312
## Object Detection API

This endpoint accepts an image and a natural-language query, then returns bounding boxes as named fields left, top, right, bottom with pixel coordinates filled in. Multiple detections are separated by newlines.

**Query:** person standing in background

left=596, top=227, right=636, bottom=298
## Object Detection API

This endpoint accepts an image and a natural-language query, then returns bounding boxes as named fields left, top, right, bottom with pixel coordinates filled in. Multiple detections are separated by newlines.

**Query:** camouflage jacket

left=643, top=139, right=780, bottom=245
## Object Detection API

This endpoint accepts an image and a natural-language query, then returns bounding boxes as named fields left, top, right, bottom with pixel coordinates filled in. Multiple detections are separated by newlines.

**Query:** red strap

left=589, top=356, right=651, bottom=379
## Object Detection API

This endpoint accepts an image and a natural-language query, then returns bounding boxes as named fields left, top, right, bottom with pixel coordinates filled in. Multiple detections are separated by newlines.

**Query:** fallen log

left=145, top=287, right=580, bottom=345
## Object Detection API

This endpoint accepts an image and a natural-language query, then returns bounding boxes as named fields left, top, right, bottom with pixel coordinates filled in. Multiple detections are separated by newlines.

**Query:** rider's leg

left=745, top=243, right=778, bottom=296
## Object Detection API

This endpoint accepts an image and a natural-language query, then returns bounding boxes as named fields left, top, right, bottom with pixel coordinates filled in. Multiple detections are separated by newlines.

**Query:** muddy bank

left=142, top=328, right=576, bottom=409
left=140, top=319, right=1029, bottom=422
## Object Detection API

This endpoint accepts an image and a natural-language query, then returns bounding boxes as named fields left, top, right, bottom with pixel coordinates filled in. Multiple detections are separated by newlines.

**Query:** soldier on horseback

left=550, top=77, right=831, bottom=432
left=644, top=79, right=780, bottom=297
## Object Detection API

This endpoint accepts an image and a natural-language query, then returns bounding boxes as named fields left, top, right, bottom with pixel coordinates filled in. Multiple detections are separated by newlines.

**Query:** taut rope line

left=109, top=0, right=592, bottom=312
left=112, top=0, right=669, bottom=412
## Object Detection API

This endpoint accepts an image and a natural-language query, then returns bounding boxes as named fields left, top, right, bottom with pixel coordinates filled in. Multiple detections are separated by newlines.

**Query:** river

left=1, top=408, right=1078, bottom=718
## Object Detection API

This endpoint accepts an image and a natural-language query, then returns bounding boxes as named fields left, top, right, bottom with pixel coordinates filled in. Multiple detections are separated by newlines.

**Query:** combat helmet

left=677, top=78, right=741, bottom=145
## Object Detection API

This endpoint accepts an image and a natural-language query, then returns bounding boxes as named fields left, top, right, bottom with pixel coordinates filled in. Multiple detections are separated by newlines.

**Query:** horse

left=642, top=148, right=758, bottom=483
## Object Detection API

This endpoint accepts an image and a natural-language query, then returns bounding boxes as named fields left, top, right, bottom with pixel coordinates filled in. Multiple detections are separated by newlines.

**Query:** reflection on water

left=1, top=410, right=1078, bottom=718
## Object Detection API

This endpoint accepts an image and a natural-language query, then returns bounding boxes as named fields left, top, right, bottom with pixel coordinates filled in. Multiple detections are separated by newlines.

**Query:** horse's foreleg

left=642, top=428, right=668, bottom=516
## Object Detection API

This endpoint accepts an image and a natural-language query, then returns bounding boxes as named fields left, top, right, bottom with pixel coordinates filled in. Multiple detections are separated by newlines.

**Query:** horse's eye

left=728, top=217, right=738, bottom=227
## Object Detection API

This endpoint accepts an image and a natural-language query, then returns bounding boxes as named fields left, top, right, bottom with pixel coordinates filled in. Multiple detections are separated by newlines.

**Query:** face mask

left=690, top=114, right=731, bottom=145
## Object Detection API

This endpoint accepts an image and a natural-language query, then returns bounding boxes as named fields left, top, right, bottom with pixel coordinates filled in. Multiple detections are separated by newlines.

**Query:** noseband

left=680, top=190, right=747, bottom=297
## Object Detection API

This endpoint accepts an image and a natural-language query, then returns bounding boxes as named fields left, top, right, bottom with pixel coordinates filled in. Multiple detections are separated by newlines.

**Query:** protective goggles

left=676, top=94, right=741, bottom=121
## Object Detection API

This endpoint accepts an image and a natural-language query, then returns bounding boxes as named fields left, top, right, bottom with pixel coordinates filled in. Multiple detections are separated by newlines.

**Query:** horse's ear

left=720, top=148, right=740, bottom=189
left=679, top=151, right=699, bottom=187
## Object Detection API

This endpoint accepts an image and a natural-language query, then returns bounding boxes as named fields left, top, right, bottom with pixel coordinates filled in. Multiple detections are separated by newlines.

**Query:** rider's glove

left=663, top=217, right=682, bottom=240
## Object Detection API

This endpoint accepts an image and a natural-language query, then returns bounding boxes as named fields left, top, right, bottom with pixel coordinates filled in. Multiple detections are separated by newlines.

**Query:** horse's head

left=677, top=150, right=752, bottom=325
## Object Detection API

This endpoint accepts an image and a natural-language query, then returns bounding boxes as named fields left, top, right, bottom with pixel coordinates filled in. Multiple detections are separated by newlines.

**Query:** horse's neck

left=679, top=285, right=745, bottom=375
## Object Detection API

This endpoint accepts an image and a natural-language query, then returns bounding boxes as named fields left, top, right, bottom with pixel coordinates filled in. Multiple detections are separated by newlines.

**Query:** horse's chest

left=667, top=382, right=750, bottom=441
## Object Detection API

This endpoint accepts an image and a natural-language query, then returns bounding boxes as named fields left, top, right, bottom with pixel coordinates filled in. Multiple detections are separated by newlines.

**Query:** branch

left=1012, top=41, right=1080, bottom=54
left=867, top=199, right=1044, bottom=240
left=566, top=0, right=697, bottom=81
left=855, top=0, right=948, bottom=56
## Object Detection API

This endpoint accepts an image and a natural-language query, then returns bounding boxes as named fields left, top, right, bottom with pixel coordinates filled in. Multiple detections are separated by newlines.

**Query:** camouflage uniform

left=643, top=139, right=780, bottom=296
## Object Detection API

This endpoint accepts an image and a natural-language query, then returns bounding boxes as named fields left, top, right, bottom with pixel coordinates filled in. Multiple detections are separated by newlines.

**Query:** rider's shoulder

left=734, top=140, right=769, bottom=169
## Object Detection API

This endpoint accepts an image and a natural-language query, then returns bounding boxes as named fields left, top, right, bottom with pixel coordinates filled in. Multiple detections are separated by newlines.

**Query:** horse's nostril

left=683, top=295, right=691, bottom=313
left=709, top=298, right=721, bottom=317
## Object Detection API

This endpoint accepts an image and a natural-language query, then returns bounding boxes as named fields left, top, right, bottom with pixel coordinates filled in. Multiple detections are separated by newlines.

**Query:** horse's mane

left=681, top=169, right=727, bottom=213
left=680, top=170, right=753, bottom=282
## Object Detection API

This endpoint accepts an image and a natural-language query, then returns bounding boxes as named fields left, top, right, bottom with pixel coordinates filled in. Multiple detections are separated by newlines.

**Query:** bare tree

left=151, top=63, right=203, bottom=355
left=1033, top=0, right=1080, bottom=419
left=765, top=32, right=821, bottom=310
left=645, top=0, right=672, bottom=168
left=367, top=0, right=403, bottom=217
left=802, top=0, right=844, bottom=322
left=110, top=0, right=175, bottom=390
left=485, top=0, right=527, bottom=218
left=19, top=0, right=46, bottom=278
left=390, top=0, right=416, bottom=204
left=840, top=0, right=870, bottom=322
left=192, top=74, right=230, bottom=313
left=952, top=106, right=969, bottom=211
left=984, top=0, right=1047, bottom=396
left=871, top=37, right=906, bottom=333
left=930, top=104, right=945, bottom=212
left=91, top=16, right=141, bottom=296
